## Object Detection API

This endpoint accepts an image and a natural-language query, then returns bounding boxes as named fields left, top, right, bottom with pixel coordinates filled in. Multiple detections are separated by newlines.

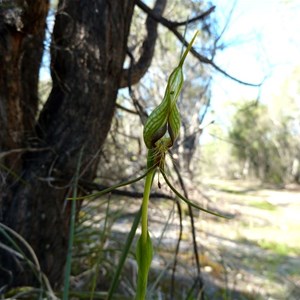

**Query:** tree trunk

left=0, top=0, right=134, bottom=289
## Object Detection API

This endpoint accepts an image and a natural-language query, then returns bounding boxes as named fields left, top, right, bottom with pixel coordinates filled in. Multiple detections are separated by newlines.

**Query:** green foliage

left=228, top=100, right=290, bottom=183
left=258, top=240, right=300, bottom=256
left=136, top=231, right=153, bottom=300
left=229, top=101, right=271, bottom=161
left=228, top=65, right=300, bottom=184
left=249, top=200, right=277, bottom=211
left=0, top=223, right=58, bottom=299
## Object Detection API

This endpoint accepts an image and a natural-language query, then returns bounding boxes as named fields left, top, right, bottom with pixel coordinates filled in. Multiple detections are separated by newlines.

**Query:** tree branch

left=120, top=0, right=167, bottom=88
left=115, top=102, right=139, bottom=115
left=171, top=6, right=215, bottom=27
left=0, top=147, right=50, bottom=159
left=79, top=178, right=174, bottom=200
left=136, top=0, right=262, bottom=87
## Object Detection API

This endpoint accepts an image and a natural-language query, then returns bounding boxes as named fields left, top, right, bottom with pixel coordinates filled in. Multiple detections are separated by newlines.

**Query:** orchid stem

left=141, top=168, right=155, bottom=245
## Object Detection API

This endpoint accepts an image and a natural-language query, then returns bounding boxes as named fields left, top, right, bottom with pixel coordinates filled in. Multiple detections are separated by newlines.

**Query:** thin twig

left=167, top=6, right=216, bottom=27
left=136, top=0, right=263, bottom=87
left=170, top=199, right=183, bottom=299
left=0, top=147, right=50, bottom=159
left=171, top=161, right=205, bottom=299
left=115, top=102, right=139, bottom=115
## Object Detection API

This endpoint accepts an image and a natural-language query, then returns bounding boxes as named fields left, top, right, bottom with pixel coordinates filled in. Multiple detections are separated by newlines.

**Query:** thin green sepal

left=68, top=165, right=157, bottom=201
left=160, top=168, right=231, bottom=219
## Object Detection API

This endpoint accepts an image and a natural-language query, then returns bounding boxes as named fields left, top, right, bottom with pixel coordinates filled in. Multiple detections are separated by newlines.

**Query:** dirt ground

left=81, top=178, right=300, bottom=299
left=178, top=179, right=300, bottom=299
left=138, top=178, right=300, bottom=299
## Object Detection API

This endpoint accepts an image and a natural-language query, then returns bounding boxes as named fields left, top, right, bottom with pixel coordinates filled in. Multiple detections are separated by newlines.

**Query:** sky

left=208, top=0, right=300, bottom=128
left=40, top=0, right=300, bottom=124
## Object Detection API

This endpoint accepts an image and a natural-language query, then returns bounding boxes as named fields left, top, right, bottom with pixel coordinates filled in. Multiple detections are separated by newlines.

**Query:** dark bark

left=0, top=0, right=49, bottom=161
left=0, top=0, right=135, bottom=289
left=120, top=0, right=167, bottom=88
left=0, top=0, right=50, bottom=289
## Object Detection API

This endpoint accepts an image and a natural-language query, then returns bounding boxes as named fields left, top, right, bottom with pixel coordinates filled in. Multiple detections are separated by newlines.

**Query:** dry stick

left=0, top=147, right=50, bottom=159
left=78, top=178, right=174, bottom=200
left=170, top=199, right=183, bottom=300
left=115, top=102, right=139, bottom=115
left=172, top=159, right=205, bottom=299
left=167, top=6, right=216, bottom=27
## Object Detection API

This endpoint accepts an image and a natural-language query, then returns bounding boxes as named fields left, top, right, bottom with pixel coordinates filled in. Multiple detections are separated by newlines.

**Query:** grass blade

left=69, top=166, right=156, bottom=201
left=160, top=169, right=231, bottom=219
left=107, top=206, right=142, bottom=300
left=63, top=147, right=84, bottom=300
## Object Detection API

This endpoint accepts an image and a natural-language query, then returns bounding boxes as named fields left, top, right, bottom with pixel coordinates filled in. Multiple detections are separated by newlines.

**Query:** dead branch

left=120, top=0, right=167, bottom=88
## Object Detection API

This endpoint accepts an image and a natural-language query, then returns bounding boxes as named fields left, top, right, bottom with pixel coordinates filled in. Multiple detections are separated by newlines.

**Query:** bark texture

left=0, top=0, right=135, bottom=289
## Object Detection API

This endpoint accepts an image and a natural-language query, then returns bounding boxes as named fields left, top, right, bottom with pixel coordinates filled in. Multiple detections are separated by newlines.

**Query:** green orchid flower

left=143, top=31, right=198, bottom=153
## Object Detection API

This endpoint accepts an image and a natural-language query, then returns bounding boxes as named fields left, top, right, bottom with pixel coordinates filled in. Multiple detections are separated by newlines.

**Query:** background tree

left=228, top=98, right=300, bottom=183
left=0, top=0, right=136, bottom=288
